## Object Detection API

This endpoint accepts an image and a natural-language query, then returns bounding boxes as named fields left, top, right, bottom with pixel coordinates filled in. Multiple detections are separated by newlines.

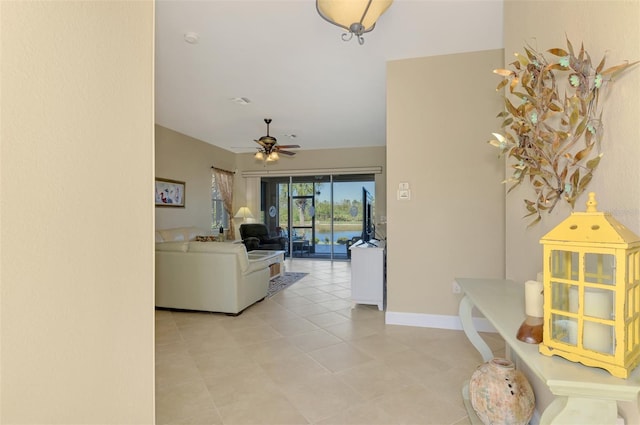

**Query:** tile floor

left=155, top=259, right=505, bottom=424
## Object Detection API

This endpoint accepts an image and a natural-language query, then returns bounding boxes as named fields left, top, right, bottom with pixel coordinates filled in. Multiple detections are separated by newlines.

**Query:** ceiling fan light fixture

left=316, top=0, right=393, bottom=45
left=253, top=118, right=300, bottom=163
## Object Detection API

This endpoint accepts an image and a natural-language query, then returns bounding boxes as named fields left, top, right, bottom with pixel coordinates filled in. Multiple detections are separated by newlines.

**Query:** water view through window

left=261, top=174, right=374, bottom=260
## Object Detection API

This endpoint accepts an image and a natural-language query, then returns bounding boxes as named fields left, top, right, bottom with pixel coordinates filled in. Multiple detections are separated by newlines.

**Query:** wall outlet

left=452, top=281, right=461, bottom=294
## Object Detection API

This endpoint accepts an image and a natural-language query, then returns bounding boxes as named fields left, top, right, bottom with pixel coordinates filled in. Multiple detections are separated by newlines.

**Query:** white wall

left=1, top=2, right=155, bottom=423
left=386, top=49, right=505, bottom=325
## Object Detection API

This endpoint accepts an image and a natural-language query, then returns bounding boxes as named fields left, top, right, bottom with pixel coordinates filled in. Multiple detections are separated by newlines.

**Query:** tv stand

left=352, top=239, right=379, bottom=248
left=350, top=240, right=385, bottom=311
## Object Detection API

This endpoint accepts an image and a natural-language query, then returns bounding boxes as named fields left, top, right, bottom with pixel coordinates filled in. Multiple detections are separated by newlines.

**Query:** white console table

left=350, top=240, right=385, bottom=311
left=456, top=278, right=640, bottom=425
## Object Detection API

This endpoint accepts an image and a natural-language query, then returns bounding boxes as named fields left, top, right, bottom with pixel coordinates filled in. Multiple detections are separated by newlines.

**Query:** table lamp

left=234, top=207, right=254, bottom=223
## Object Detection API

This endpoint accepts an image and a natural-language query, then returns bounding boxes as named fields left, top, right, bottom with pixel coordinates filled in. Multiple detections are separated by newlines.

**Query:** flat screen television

left=361, top=187, right=375, bottom=242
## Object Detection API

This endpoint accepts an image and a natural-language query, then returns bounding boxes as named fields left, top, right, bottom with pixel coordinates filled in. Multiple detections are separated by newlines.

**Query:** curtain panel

left=212, top=167, right=235, bottom=240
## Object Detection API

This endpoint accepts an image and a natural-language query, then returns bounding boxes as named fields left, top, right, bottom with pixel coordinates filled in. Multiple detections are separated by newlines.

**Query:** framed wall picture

left=155, top=178, right=185, bottom=207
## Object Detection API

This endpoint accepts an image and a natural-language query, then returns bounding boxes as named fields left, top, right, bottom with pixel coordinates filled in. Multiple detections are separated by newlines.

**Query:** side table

left=292, top=239, right=310, bottom=257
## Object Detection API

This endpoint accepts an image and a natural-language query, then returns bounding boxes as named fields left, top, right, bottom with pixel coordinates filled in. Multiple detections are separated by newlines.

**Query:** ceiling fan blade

left=278, top=150, right=296, bottom=156
left=254, top=139, right=268, bottom=148
left=276, top=144, right=300, bottom=149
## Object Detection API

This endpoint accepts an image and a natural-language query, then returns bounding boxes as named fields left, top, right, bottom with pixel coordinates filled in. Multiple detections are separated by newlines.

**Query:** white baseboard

left=385, top=311, right=498, bottom=333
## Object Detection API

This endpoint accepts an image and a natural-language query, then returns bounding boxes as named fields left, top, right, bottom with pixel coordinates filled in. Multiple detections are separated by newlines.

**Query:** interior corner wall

left=386, top=49, right=505, bottom=321
left=155, top=125, right=237, bottom=231
left=1, top=1, right=155, bottom=423
left=503, top=1, right=640, bottom=422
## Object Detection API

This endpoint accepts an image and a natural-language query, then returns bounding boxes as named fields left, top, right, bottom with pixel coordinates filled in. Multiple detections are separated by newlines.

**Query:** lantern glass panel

left=582, top=319, right=615, bottom=354
left=628, top=284, right=640, bottom=318
left=584, top=253, right=616, bottom=285
left=551, top=250, right=579, bottom=281
left=568, top=285, right=579, bottom=314
left=551, top=314, right=577, bottom=346
left=551, top=281, right=572, bottom=312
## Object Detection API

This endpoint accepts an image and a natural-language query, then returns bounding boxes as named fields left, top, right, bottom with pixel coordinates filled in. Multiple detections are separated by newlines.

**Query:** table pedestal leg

left=459, top=295, right=493, bottom=362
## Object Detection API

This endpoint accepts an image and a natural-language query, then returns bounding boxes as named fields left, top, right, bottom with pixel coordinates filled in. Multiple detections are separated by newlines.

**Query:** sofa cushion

left=155, top=241, right=189, bottom=252
left=188, top=241, right=250, bottom=271
left=158, top=226, right=209, bottom=242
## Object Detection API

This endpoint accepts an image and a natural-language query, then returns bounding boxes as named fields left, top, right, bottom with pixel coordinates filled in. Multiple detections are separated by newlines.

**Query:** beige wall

left=386, top=50, right=505, bottom=322
left=155, top=125, right=236, bottom=231
left=1, top=1, right=155, bottom=423
left=504, top=0, right=640, bottom=286
left=503, top=1, right=640, bottom=421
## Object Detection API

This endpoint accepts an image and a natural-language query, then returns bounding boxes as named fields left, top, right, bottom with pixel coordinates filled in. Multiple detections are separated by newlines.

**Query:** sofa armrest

left=243, top=237, right=260, bottom=251
left=264, top=236, right=287, bottom=249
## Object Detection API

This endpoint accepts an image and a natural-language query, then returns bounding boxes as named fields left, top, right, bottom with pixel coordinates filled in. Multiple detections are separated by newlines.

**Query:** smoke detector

left=184, top=32, right=199, bottom=44
left=231, top=97, right=251, bottom=105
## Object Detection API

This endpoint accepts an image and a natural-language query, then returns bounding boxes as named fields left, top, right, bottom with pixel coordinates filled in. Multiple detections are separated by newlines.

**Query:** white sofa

left=155, top=227, right=279, bottom=315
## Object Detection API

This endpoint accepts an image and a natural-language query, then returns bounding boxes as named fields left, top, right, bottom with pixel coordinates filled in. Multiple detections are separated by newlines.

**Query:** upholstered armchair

left=239, top=223, right=287, bottom=252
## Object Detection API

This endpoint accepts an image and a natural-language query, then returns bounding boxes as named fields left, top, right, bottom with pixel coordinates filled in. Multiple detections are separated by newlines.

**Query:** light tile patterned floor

left=155, top=259, right=505, bottom=424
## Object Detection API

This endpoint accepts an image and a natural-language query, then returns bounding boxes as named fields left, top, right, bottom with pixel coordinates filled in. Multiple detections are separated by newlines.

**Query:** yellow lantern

left=539, top=193, right=640, bottom=378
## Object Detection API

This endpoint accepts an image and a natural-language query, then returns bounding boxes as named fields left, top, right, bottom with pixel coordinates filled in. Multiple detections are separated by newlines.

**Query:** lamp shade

left=234, top=207, right=254, bottom=220
left=317, top=0, right=393, bottom=34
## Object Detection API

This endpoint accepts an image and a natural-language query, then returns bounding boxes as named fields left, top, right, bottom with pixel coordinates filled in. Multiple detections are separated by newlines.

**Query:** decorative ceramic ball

left=469, top=357, right=535, bottom=425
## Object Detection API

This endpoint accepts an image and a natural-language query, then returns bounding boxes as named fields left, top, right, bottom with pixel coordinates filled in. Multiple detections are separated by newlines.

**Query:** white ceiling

left=155, top=0, right=504, bottom=153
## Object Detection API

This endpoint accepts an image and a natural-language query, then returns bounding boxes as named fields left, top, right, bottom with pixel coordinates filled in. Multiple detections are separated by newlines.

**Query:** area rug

left=267, top=272, right=308, bottom=297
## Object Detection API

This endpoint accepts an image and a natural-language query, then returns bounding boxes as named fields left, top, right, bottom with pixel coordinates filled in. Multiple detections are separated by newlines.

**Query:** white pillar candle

left=582, top=288, right=614, bottom=353
left=569, top=286, right=579, bottom=314
left=525, top=280, right=544, bottom=318
left=584, top=288, right=613, bottom=320
left=583, top=321, right=613, bottom=354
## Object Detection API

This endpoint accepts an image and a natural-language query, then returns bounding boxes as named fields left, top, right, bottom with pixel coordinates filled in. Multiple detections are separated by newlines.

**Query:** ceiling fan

left=254, top=118, right=300, bottom=161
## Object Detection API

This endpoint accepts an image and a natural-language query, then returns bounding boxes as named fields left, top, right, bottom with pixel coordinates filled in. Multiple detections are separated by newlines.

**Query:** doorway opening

left=260, top=174, right=375, bottom=260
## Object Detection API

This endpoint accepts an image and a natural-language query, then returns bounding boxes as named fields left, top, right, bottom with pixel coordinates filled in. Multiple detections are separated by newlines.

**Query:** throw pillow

left=195, top=235, right=218, bottom=242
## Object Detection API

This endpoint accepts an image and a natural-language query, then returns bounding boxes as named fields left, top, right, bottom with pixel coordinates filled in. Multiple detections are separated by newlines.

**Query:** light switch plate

left=397, top=189, right=411, bottom=200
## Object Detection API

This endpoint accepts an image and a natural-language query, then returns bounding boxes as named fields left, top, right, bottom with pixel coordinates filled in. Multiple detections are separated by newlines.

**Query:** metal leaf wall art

left=489, top=37, right=637, bottom=226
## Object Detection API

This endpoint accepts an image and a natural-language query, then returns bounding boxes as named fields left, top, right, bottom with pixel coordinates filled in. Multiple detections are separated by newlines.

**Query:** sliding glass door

left=260, top=174, right=374, bottom=260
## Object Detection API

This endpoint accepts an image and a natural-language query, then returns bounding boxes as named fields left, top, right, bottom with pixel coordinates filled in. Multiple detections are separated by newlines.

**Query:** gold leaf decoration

left=488, top=37, right=637, bottom=226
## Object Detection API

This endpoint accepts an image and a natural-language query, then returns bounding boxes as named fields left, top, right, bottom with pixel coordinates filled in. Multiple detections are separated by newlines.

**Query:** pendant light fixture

left=316, top=0, right=393, bottom=45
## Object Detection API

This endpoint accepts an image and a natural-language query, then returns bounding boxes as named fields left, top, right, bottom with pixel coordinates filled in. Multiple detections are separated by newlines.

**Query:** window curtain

left=212, top=167, right=235, bottom=240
